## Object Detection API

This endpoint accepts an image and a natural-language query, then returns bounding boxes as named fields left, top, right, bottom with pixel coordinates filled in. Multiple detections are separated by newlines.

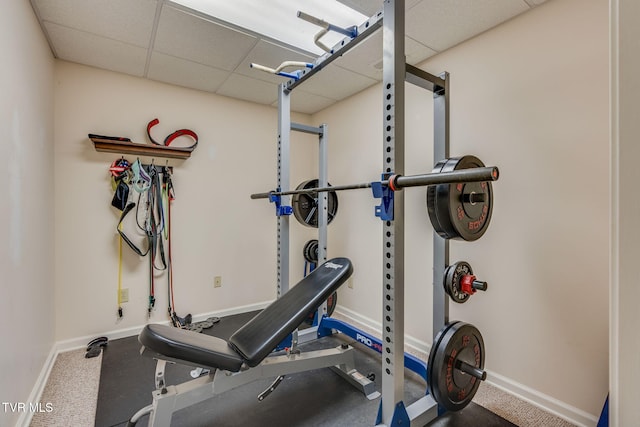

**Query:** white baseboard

left=16, top=346, right=57, bottom=427
left=335, top=305, right=430, bottom=356
left=487, top=372, right=598, bottom=427
left=334, top=305, right=599, bottom=427
left=55, top=300, right=272, bottom=353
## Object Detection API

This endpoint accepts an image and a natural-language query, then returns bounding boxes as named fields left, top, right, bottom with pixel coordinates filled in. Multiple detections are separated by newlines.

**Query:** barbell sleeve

left=456, top=360, right=487, bottom=381
left=251, top=192, right=274, bottom=200
left=393, top=166, right=499, bottom=189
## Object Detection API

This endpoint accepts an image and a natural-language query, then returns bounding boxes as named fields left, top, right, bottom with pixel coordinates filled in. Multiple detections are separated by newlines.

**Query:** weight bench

left=128, top=258, right=379, bottom=426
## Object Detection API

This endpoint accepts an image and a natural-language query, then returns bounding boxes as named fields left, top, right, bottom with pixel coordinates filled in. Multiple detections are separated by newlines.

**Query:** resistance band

left=114, top=162, right=170, bottom=317
left=117, top=223, right=123, bottom=318
left=162, top=169, right=178, bottom=324
left=109, top=158, right=187, bottom=322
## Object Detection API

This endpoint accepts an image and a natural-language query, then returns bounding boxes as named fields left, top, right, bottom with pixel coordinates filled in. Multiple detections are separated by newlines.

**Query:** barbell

left=250, top=165, right=499, bottom=200
left=252, top=155, right=499, bottom=241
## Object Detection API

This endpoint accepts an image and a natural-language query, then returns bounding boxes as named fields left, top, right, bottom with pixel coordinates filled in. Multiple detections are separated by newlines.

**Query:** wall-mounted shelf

left=90, top=136, right=193, bottom=160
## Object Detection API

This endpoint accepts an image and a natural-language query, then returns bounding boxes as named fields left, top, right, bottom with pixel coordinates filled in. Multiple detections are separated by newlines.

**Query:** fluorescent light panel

left=172, top=0, right=368, bottom=55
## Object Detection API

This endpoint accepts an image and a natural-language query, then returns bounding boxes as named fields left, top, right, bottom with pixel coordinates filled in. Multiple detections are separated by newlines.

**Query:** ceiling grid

left=30, top=0, right=545, bottom=113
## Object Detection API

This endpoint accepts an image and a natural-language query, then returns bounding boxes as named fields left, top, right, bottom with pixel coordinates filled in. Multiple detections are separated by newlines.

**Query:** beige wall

left=53, top=62, right=317, bottom=341
left=0, top=1, right=55, bottom=426
left=4, top=0, right=614, bottom=424
left=314, top=0, right=608, bottom=421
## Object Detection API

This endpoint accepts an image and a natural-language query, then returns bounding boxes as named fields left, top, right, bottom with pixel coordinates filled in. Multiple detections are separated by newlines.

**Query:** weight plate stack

left=427, top=155, right=493, bottom=241
left=292, top=179, right=339, bottom=228
left=427, top=322, right=486, bottom=412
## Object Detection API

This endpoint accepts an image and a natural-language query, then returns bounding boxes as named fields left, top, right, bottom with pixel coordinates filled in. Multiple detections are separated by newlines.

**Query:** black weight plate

left=444, top=262, right=473, bottom=304
left=292, top=179, right=339, bottom=228
left=427, top=321, right=459, bottom=394
left=427, top=322, right=485, bottom=412
left=305, top=291, right=337, bottom=324
left=426, top=156, right=493, bottom=241
left=326, top=291, right=337, bottom=316
left=303, top=239, right=319, bottom=263
left=426, top=159, right=448, bottom=235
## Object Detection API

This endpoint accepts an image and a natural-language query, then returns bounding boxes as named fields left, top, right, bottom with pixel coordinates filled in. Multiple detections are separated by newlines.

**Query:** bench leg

left=331, top=364, right=380, bottom=400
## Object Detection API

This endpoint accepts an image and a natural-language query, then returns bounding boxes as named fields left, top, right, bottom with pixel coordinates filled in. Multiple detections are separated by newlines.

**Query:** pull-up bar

left=249, top=61, right=314, bottom=81
left=297, top=11, right=358, bottom=53
left=250, top=166, right=499, bottom=199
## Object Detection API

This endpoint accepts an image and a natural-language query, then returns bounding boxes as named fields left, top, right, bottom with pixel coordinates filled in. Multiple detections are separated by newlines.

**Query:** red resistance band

left=146, top=118, right=198, bottom=149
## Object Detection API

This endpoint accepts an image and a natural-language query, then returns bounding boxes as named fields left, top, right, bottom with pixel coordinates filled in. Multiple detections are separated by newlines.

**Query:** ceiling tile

left=406, top=0, right=530, bottom=52
left=332, top=31, right=382, bottom=79
left=335, top=31, right=436, bottom=79
left=406, top=37, right=438, bottom=65
left=216, top=74, right=278, bottom=105
left=33, top=0, right=157, bottom=47
left=44, top=22, right=146, bottom=76
left=336, top=0, right=421, bottom=17
left=289, top=90, right=337, bottom=115
left=154, top=5, right=258, bottom=71
left=147, top=52, right=230, bottom=93
left=294, top=64, right=377, bottom=100
left=524, top=0, right=548, bottom=6
left=235, top=40, right=316, bottom=85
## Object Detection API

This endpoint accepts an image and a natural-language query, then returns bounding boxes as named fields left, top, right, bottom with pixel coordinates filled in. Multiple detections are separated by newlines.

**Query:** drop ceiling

left=31, top=0, right=547, bottom=114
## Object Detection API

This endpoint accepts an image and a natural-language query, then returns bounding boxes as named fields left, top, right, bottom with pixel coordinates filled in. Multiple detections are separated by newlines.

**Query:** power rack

left=251, top=1, right=492, bottom=425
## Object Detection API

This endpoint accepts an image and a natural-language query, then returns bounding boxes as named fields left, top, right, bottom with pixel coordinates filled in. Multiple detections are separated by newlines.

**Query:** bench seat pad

left=138, top=257, right=353, bottom=372
left=139, top=324, right=244, bottom=372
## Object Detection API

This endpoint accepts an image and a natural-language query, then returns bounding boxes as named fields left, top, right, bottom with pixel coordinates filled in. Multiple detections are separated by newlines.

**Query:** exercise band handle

left=250, top=166, right=499, bottom=200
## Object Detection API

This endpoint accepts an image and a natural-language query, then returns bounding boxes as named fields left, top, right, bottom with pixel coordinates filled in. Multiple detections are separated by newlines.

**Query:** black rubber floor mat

left=95, top=311, right=516, bottom=427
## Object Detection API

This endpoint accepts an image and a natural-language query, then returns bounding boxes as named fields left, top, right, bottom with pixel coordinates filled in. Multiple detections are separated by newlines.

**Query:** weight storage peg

left=444, top=261, right=487, bottom=304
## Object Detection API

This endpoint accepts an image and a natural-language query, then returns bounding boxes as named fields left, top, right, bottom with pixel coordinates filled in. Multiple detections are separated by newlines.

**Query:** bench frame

left=130, top=343, right=379, bottom=426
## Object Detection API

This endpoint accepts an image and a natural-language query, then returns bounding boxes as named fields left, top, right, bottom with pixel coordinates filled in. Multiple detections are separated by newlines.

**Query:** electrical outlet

left=347, top=278, right=353, bottom=289
left=120, top=288, right=129, bottom=303
left=214, top=276, right=222, bottom=288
